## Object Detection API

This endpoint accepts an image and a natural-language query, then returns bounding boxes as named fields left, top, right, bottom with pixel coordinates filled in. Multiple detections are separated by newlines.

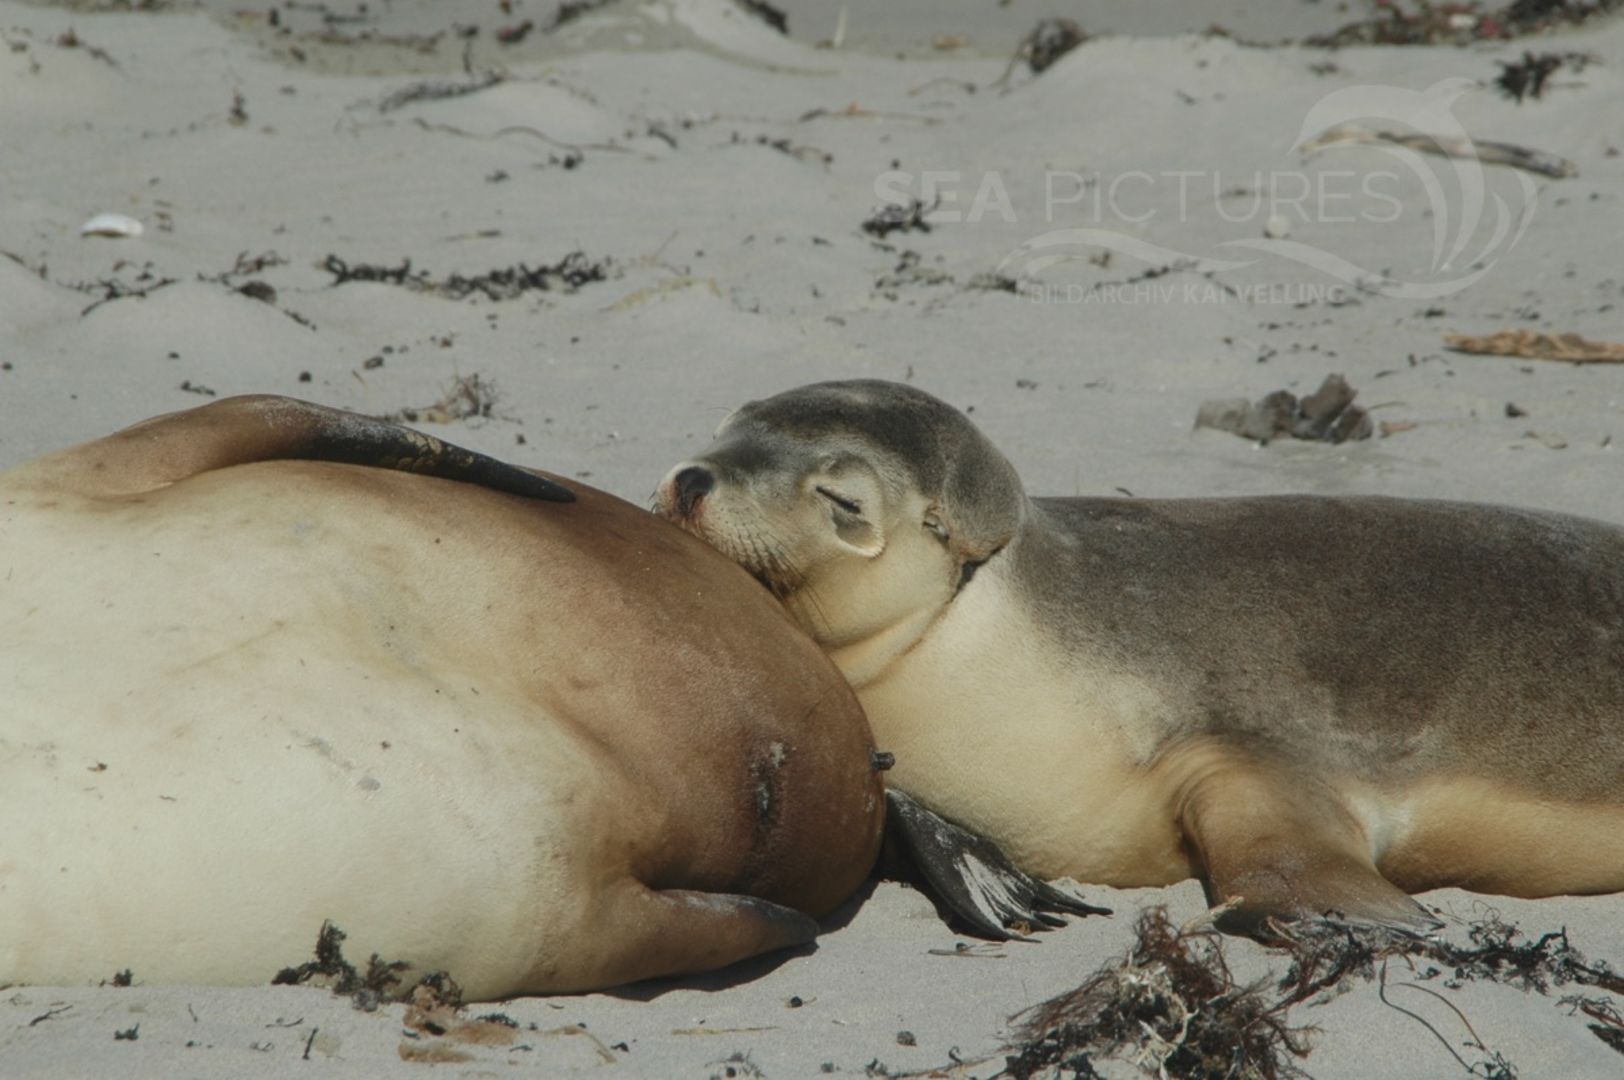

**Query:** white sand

left=4, top=1, right=1624, bottom=1075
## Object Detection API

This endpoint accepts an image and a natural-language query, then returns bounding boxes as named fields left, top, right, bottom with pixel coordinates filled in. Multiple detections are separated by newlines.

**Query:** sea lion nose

left=673, top=466, right=715, bottom=517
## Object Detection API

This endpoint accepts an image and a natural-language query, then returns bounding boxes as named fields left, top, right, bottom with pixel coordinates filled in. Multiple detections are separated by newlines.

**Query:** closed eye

left=816, top=486, right=862, bottom=515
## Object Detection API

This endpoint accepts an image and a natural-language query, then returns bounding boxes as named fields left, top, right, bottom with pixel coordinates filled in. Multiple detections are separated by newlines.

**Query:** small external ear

left=923, top=508, right=950, bottom=544
left=712, top=408, right=740, bottom=438
left=834, top=515, right=885, bottom=558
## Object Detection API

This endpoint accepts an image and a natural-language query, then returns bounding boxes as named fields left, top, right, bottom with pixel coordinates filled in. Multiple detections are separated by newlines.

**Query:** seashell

left=79, top=213, right=144, bottom=239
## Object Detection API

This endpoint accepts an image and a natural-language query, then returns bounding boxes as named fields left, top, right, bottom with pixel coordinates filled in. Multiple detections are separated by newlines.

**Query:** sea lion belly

left=0, top=480, right=628, bottom=999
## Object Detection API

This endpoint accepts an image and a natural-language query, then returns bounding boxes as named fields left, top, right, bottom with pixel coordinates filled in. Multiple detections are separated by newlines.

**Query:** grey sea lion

left=657, top=379, right=1624, bottom=935
left=0, top=395, right=885, bottom=999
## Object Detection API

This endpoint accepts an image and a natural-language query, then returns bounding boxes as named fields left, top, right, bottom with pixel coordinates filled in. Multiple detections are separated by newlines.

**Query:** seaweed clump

left=862, top=199, right=935, bottom=240
left=1003, top=907, right=1312, bottom=1080
left=323, top=251, right=610, bottom=301
left=1494, top=51, right=1594, bottom=103
left=384, top=373, right=504, bottom=425
left=1307, top=0, right=1623, bottom=46
left=1274, top=915, right=1624, bottom=1004
left=272, top=920, right=411, bottom=1012
left=1001, top=907, right=1624, bottom=1078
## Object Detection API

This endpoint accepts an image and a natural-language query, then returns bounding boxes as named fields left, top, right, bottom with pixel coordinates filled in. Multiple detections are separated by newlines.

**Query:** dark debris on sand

left=550, top=0, right=619, bottom=31
left=1495, top=51, right=1595, bottom=102
left=992, top=18, right=1088, bottom=88
left=1308, top=0, right=1623, bottom=47
left=1003, top=908, right=1311, bottom=1080
left=736, top=0, right=788, bottom=35
left=323, top=252, right=610, bottom=301
left=272, top=920, right=410, bottom=1012
left=874, top=250, right=953, bottom=294
left=1000, top=906, right=1624, bottom=1079
left=862, top=199, right=935, bottom=239
left=377, top=72, right=504, bottom=113
left=384, top=373, right=503, bottom=425
left=1019, top=18, right=1088, bottom=74
left=1195, top=374, right=1374, bottom=446
left=1565, top=996, right=1624, bottom=1055
left=72, top=263, right=178, bottom=317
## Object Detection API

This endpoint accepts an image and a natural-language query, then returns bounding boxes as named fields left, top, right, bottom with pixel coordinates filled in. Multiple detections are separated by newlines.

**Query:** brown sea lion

left=0, top=395, right=885, bottom=1000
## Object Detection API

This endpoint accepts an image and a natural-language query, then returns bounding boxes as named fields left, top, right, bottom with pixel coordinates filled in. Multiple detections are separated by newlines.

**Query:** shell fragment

left=80, top=213, right=144, bottom=239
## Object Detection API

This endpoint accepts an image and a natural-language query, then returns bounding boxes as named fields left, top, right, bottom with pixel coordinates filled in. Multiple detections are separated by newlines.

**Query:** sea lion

left=0, top=395, right=885, bottom=1000
left=657, top=379, right=1624, bottom=935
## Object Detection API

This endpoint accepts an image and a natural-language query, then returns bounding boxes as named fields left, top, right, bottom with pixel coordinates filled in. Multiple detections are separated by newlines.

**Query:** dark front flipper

left=29, top=395, right=574, bottom=502
left=579, top=886, right=820, bottom=990
left=269, top=402, right=575, bottom=503
left=885, top=790, right=1110, bottom=940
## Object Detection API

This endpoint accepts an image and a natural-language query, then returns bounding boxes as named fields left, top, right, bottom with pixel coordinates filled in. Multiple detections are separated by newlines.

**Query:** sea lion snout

left=657, top=463, right=718, bottom=522
left=670, top=465, right=715, bottom=517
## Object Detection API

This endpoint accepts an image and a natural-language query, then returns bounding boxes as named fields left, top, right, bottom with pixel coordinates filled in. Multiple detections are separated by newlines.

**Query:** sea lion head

left=657, top=380, right=1025, bottom=649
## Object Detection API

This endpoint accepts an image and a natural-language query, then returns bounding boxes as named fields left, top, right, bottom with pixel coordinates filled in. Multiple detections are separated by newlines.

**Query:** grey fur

left=709, top=379, right=1624, bottom=801
left=1019, top=494, right=1624, bottom=799
left=712, top=380, right=1025, bottom=561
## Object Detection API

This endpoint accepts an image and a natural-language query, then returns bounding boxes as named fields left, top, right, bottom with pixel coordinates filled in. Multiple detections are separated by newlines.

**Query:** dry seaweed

left=323, top=256, right=420, bottom=287
left=323, top=252, right=610, bottom=301
left=730, top=130, right=833, bottom=165
left=72, top=263, right=178, bottom=316
left=1002, top=908, right=1624, bottom=1078
left=874, top=250, right=953, bottom=296
left=439, top=253, right=607, bottom=299
left=1273, top=916, right=1624, bottom=1002
left=378, top=73, right=504, bottom=113
left=190, top=250, right=320, bottom=329
left=966, top=272, right=1020, bottom=294
left=53, top=26, right=120, bottom=68
left=384, top=374, right=503, bottom=425
left=862, top=199, right=935, bottom=239
left=1308, top=0, right=1623, bottom=46
left=272, top=920, right=410, bottom=1011
left=1445, top=329, right=1624, bottom=363
left=1560, top=996, right=1624, bottom=1056
left=1495, top=51, right=1569, bottom=102
left=1003, top=908, right=1312, bottom=1080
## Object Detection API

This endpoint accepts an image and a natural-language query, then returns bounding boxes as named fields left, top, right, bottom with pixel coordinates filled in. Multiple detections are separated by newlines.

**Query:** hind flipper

left=1178, top=758, right=1440, bottom=937
left=8, top=395, right=572, bottom=502
left=886, top=790, right=1110, bottom=940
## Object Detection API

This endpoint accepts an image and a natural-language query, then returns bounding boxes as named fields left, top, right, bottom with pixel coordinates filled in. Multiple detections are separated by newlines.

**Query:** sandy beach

left=4, top=0, right=1624, bottom=1075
